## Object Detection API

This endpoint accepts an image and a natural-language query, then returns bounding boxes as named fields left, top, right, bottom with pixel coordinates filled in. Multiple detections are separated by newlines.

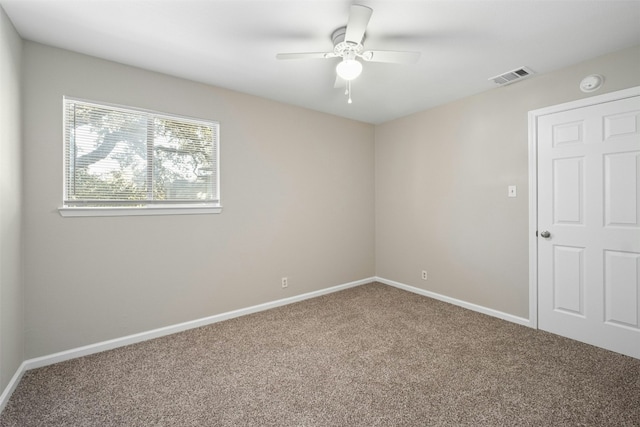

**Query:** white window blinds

left=63, top=98, right=219, bottom=208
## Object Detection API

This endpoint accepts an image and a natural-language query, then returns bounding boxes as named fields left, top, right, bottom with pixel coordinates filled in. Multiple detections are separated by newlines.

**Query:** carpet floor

left=1, top=282, right=639, bottom=426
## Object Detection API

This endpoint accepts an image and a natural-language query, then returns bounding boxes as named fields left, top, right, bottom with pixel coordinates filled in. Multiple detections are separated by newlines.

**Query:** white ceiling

left=3, top=0, right=640, bottom=124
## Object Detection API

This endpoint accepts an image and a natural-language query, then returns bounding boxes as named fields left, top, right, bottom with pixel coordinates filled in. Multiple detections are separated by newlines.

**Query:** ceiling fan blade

left=361, top=50, right=421, bottom=64
left=344, top=4, right=373, bottom=44
left=276, top=52, right=335, bottom=60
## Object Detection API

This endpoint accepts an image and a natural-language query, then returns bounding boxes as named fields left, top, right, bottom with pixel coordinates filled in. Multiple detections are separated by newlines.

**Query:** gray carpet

left=1, top=282, right=639, bottom=426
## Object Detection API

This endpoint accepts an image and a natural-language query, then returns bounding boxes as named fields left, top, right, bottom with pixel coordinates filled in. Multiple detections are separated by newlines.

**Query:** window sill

left=58, top=205, right=223, bottom=217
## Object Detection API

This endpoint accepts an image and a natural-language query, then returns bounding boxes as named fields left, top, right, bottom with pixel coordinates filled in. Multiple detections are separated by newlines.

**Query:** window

left=61, top=98, right=220, bottom=216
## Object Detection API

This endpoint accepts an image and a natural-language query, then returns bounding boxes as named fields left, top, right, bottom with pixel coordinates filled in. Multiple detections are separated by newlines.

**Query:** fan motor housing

left=331, top=27, right=364, bottom=56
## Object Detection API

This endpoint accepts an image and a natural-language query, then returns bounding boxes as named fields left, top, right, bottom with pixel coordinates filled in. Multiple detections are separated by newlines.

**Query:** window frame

left=59, top=97, right=222, bottom=217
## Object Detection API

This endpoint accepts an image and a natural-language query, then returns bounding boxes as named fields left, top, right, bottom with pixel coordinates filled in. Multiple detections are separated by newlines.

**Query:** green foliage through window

left=64, top=98, right=219, bottom=207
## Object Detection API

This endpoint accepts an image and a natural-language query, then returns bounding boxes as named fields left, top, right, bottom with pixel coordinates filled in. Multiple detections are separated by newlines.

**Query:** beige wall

left=0, top=5, right=24, bottom=392
left=22, top=42, right=375, bottom=358
left=12, top=34, right=640, bottom=361
left=375, top=45, right=640, bottom=318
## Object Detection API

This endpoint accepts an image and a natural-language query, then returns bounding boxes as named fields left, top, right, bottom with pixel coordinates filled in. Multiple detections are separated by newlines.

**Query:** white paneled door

left=536, top=92, right=640, bottom=359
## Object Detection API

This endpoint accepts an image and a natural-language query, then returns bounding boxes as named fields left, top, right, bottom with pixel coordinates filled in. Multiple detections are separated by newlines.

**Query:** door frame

left=527, top=86, right=640, bottom=329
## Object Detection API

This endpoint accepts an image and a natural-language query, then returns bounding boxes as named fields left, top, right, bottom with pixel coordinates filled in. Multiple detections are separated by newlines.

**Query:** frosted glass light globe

left=336, top=59, right=362, bottom=81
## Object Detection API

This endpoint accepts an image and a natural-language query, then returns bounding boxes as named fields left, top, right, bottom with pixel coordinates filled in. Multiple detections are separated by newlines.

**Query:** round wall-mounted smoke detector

left=580, top=74, right=604, bottom=93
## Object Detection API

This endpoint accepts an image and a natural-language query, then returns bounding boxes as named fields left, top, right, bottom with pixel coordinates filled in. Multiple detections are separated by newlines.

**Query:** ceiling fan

left=276, top=4, right=421, bottom=104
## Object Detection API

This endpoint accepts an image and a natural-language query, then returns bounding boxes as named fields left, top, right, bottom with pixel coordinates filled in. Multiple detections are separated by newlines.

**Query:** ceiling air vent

left=489, top=66, right=535, bottom=86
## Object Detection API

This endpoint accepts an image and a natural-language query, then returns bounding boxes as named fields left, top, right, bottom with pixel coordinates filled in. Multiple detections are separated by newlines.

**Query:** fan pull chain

left=347, top=80, right=353, bottom=104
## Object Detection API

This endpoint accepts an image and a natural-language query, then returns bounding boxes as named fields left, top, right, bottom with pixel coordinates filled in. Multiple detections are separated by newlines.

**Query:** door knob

left=540, top=230, right=551, bottom=238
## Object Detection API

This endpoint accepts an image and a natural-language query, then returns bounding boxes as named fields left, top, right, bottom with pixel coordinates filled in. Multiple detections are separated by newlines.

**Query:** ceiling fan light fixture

left=336, top=58, right=362, bottom=81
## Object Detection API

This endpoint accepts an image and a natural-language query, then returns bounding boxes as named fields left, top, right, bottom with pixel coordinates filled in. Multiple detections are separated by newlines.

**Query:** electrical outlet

left=281, top=277, right=288, bottom=288
left=421, top=270, right=428, bottom=280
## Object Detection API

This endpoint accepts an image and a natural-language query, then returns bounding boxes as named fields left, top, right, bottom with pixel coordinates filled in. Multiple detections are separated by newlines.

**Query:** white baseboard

left=375, top=276, right=532, bottom=328
left=24, top=277, right=374, bottom=371
left=0, top=361, right=27, bottom=414
left=0, top=276, right=374, bottom=411
left=1, top=276, right=530, bottom=412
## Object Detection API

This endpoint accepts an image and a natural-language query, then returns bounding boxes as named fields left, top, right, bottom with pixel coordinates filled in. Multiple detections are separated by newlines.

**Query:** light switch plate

left=508, top=185, right=517, bottom=198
